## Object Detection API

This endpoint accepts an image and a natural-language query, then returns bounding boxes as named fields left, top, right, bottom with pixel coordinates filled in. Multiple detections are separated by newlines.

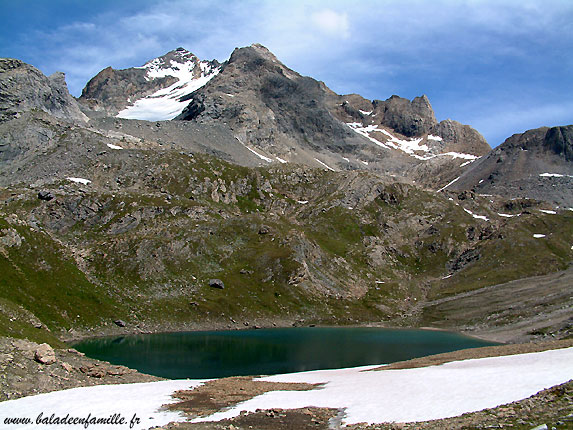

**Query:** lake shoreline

left=60, top=318, right=496, bottom=345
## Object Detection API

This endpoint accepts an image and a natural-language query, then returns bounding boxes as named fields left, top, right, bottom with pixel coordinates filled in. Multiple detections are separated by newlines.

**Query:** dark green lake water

left=71, top=327, right=496, bottom=379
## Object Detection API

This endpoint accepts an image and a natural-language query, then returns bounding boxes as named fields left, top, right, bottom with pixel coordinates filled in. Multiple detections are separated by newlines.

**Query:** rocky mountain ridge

left=77, top=44, right=491, bottom=190
left=447, top=125, right=573, bottom=207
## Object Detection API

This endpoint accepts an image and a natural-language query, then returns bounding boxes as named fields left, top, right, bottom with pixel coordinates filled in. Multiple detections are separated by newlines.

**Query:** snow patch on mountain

left=234, top=137, right=273, bottom=163
left=539, top=173, right=573, bottom=178
left=463, top=208, right=489, bottom=221
left=437, top=176, right=461, bottom=192
left=66, top=177, right=91, bottom=185
left=244, top=146, right=272, bottom=163
left=314, top=158, right=336, bottom=171
left=346, top=122, right=478, bottom=162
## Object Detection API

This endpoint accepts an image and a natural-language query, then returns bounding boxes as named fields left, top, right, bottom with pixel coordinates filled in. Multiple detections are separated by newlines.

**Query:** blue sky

left=1, top=0, right=572, bottom=147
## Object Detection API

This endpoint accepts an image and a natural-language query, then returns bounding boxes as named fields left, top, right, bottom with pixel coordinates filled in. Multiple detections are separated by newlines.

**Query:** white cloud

left=311, top=9, right=350, bottom=38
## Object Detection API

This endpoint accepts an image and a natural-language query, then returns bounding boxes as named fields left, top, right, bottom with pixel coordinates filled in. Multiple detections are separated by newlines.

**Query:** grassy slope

left=0, top=151, right=571, bottom=344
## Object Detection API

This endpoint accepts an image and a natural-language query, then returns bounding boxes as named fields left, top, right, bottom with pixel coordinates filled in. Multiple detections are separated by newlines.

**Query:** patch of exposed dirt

left=159, top=407, right=339, bottom=430
left=166, top=376, right=319, bottom=418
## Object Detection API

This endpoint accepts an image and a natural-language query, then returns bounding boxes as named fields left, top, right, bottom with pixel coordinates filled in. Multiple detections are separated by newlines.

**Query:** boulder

left=37, top=190, right=54, bottom=201
left=79, top=364, right=106, bottom=378
left=34, top=343, right=56, bottom=365
left=258, top=225, right=270, bottom=235
left=113, top=319, right=126, bottom=327
left=209, top=279, right=225, bottom=289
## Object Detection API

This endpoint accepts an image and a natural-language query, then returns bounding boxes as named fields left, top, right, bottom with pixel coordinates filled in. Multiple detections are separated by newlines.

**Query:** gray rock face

left=430, top=119, right=490, bottom=156
left=0, top=58, right=87, bottom=123
left=544, top=125, right=573, bottom=161
left=372, top=95, right=438, bottom=137
left=34, top=343, right=56, bottom=365
left=176, top=44, right=361, bottom=155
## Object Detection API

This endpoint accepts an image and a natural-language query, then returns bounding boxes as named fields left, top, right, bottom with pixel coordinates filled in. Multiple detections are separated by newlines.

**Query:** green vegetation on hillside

left=0, top=151, right=571, bottom=344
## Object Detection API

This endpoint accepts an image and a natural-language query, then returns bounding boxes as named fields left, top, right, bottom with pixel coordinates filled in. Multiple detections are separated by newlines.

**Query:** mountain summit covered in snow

left=80, top=47, right=220, bottom=120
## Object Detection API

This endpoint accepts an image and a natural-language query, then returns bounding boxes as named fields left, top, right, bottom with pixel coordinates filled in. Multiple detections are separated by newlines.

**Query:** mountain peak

left=250, top=43, right=274, bottom=55
left=229, top=43, right=281, bottom=66
left=140, top=47, right=199, bottom=71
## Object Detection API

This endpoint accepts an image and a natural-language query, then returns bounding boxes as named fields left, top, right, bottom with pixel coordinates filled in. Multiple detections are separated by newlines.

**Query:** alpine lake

left=71, top=327, right=497, bottom=379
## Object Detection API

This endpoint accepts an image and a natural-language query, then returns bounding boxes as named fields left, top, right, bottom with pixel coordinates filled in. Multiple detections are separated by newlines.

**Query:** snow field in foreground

left=194, top=347, right=573, bottom=425
left=0, top=348, right=571, bottom=428
left=0, top=380, right=206, bottom=430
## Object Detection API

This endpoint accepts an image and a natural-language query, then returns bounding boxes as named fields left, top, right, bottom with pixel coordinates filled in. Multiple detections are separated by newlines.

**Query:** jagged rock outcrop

left=331, top=93, right=489, bottom=155
left=544, top=125, right=573, bottom=161
left=0, top=58, right=87, bottom=123
left=372, top=94, right=438, bottom=137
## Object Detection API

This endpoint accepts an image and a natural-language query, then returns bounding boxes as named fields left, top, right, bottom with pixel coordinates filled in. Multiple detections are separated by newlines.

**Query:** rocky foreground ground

left=0, top=336, right=159, bottom=401
left=1, top=336, right=571, bottom=429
